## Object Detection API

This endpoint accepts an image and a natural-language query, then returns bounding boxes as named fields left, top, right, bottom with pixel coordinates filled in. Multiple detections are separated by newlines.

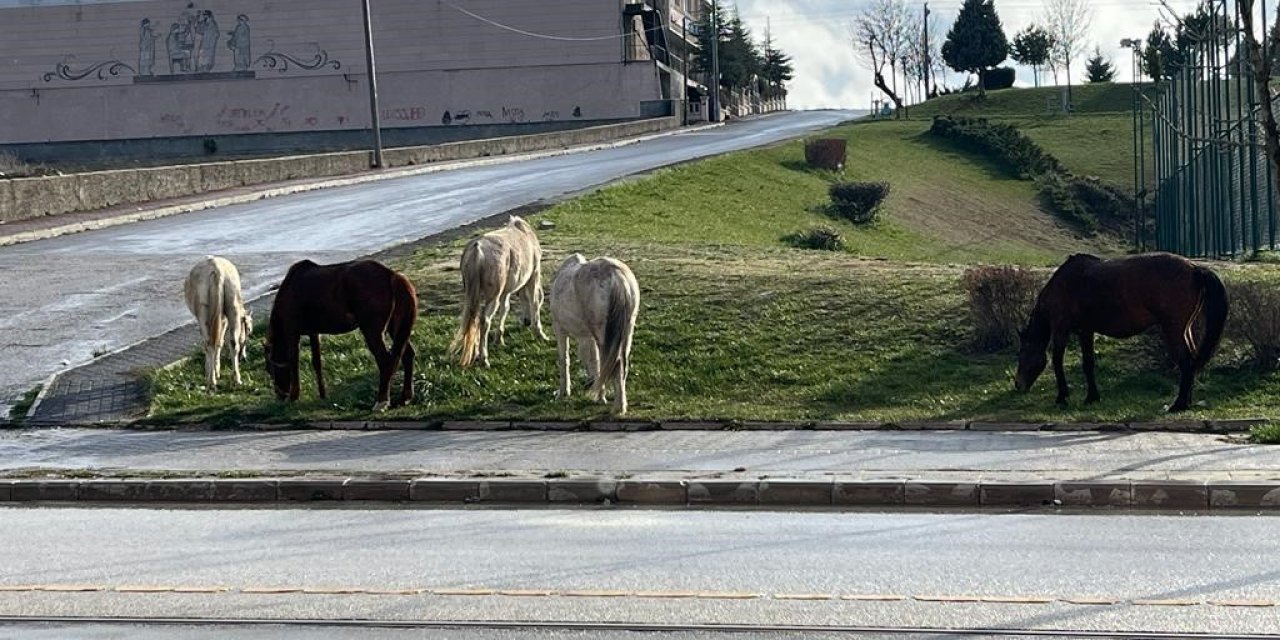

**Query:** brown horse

left=1014, top=252, right=1228, bottom=412
left=264, top=259, right=418, bottom=411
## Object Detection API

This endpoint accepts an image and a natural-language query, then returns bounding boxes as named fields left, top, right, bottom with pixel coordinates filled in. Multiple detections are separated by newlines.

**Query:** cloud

left=735, top=0, right=1202, bottom=109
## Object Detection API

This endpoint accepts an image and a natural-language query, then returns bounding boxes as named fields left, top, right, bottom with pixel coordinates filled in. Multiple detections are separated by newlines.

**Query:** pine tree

left=1084, top=46, right=1115, bottom=83
left=760, top=34, right=794, bottom=99
left=941, top=0, right=1009, bottom=93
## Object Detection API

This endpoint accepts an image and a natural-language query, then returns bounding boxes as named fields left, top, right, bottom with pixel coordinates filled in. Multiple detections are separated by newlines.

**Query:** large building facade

left=0, top=0, right=709, bottom=161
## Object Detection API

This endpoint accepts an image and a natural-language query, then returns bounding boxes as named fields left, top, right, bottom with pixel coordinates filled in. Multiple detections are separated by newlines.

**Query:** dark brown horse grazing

left=264, top=259, right=418, bottom=411
left=1014, top=252, right=1228, bottom=412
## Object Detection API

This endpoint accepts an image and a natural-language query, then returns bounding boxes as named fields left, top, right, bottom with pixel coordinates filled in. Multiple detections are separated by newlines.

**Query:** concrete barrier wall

left=0, top=117, right=679, bottom=224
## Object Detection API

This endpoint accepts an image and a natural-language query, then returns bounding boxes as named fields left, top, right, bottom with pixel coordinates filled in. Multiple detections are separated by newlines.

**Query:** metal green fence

left=1150, top=0, right=1279, bottom=258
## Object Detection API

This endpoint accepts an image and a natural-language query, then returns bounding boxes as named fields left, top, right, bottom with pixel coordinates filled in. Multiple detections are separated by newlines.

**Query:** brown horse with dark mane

left=1014, top=252, right=1228, bottom=412
left=265, top=259, right=418, bottom=411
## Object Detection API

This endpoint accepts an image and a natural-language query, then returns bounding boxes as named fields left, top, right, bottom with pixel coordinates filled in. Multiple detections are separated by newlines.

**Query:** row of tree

left=691, top=2, right=794, bottom=103
left=856, top=0, right=1107, bottom=111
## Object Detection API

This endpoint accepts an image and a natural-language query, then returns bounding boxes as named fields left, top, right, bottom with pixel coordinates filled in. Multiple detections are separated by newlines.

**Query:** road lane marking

left=1, top=584, right=1276, bottom=609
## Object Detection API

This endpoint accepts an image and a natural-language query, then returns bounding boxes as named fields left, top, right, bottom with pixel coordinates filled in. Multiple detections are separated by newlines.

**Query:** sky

left=734, top=0, right=1204, bottom=110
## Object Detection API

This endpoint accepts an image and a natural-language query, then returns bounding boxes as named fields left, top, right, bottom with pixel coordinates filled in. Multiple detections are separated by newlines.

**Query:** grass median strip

left=143, top=120, right=1280, bottom=429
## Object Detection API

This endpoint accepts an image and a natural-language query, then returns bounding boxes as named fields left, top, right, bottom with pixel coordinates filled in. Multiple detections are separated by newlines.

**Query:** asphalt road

left=0, top=110, right=854, bottom=415
left=0, top=508, right=1277, bottom=636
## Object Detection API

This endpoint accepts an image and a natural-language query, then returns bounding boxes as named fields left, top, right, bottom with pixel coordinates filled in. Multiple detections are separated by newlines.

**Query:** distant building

left=0, top=0, right=718, bottom=162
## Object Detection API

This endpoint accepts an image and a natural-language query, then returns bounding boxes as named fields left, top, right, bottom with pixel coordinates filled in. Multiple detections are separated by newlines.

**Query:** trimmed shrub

left=1036, top=173, right=1100, bottom=233
left=829, top=181, right=890, bottom=224
left=784, top=226, right=845, bottom=251
left=962, top=265, right=1044, bottom=351
left=983, top=67, right=1017, bottom=91
left=929, top=116, right=1062, bottom=178
left=1226, top=280, right=1280, bottom=370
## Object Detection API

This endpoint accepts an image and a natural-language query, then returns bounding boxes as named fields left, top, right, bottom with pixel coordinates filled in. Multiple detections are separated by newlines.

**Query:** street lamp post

left=709, top=1, right=721, bottom=122
left=361, top=0, right=384, bottom=169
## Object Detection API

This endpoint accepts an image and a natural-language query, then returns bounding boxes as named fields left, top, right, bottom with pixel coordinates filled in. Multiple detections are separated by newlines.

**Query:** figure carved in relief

left=138, top=18, right=158, bottom=76
left=227, top=15, right=251, bottom=71
left=194, top=10, right=220, bottom=72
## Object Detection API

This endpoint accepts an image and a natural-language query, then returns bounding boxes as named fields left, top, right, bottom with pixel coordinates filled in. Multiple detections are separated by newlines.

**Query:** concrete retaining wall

left=0, top=116, right=679, bottom=224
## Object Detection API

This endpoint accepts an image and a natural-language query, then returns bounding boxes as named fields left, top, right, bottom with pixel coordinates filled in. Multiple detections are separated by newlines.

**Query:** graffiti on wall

left=42, top=2, right=340, bottom=84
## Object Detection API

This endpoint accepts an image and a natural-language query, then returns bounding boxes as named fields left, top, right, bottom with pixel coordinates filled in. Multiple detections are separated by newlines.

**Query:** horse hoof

left=372, top=401, right=390, bottom=412
left=1084, top=395, right=1100, bottom=405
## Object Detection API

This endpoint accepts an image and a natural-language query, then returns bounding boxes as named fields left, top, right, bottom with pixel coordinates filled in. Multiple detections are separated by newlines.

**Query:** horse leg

left=555, top=332, right=571, bottom=400
left=229, top=321, right=243, bottom=386
left=1052, top=331, right=1070, bottom=406
left=203, top=343, right=218, bottom=391
left=360, top=325, right=394, bottom=412
left=288, top=351, right=301, bottom=402
left=1159, top=325, right=1195, bottom=412
left=310, top=334, right=327, bottom=400
left=613, top=359, right=628, bottom=416
left=205, top=321, right=224, bottom=391
left=524, top=280, right=549, bottom=341
left=1080, top=331, right=1100, bottom=404
left=496, top=294, right=513, bottom=346
left=479, top=299, right=498, bottom=367
left=397, top=340, right=416, bottom=407
left=580, top=339, right=603, bottom=403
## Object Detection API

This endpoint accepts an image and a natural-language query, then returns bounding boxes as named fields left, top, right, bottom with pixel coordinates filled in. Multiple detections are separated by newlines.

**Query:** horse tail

left=450, top=242, right=485, bottom=367
left=205, top=261, right=227, bottom=348
left=592, top=266, right=638, bottom=399
left=1189, top=266, right=1229, bottom=373
left=388, top=271, right=418, bottom=364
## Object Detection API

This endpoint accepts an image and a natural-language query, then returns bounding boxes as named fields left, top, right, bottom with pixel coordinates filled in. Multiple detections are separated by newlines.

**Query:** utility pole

left=360, top=0, right=384, bottom=168
left=922, top=3, right=931, bottom=99
left=710, top=0, right=721, bottom=122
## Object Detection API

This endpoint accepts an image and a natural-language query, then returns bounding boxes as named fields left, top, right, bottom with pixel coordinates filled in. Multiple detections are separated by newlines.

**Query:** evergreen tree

left=1010, top=25, right=1053, bottom=87
left=941, top=0, right=1009, bottom=93
left=760, top=34, right=794, bottom=99
left=1084, top=46, right=1115, bottom=82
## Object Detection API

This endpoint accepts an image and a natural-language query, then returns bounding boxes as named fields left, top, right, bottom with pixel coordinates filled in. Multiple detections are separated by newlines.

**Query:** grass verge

left=146, top=124, right=1280, bottom=426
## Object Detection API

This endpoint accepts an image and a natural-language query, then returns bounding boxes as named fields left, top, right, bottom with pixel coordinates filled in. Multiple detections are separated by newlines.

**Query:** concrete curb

left=95, top=417, right=1265, bottom=434
left=0, top=119, right=727, bottom=248
left=3, top=476, right=1278, bottom=510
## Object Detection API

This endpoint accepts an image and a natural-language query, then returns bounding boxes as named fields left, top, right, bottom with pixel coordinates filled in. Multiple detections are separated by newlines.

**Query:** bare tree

left=1237, top=0, right=1280, bottom=205
left=852, top=0, right=913, bottom=114
left=1043, top=0, right=1093, bottom=105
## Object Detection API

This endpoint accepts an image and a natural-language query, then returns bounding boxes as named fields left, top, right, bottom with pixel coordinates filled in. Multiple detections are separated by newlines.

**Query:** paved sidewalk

left=2, top=428, right=1273, bottom=481
left=2, top=428, right=1277, bottom=509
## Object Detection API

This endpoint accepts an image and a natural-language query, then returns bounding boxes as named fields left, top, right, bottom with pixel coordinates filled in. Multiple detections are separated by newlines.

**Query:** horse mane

left=1022, top=303, right=1050, bottom=345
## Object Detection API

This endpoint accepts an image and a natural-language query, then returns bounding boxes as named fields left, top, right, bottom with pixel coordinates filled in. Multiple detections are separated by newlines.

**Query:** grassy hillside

left=904, top=84, right=1155, bottom=193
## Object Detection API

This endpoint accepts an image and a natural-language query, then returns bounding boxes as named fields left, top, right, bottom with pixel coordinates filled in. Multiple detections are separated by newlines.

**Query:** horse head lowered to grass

left=1014, top=252, right=1228, bottom=413
left=264, top=259, right=418, bottom=412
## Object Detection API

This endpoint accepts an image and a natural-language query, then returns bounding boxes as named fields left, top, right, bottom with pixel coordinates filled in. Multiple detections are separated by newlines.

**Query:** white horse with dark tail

left=550, top=254, right=640, bottom=415
left=451, top=216, right=547, bottom=367
left=184, top=255, right=252, bottom=390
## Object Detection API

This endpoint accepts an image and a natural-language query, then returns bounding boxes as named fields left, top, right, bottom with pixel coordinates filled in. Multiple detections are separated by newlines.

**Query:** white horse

left=184, top=255, right=252, bottom=390
left=550, top=254, right=640, bottom=415
left=451, top=216, right=548, bottom=367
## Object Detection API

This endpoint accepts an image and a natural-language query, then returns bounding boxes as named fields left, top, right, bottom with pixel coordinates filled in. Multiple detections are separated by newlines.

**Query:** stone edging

left=204, top=417, right=1269, bottom=434
left=2, top=476, right=1276, bottom=510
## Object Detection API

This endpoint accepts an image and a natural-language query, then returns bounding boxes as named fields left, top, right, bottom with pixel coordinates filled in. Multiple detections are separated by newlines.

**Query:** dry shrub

left=804, top=138, right=847, bottom=171
left=1226, top=280, right=1280, bottom=370
left=962, top=266, right=1043, bottom=351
